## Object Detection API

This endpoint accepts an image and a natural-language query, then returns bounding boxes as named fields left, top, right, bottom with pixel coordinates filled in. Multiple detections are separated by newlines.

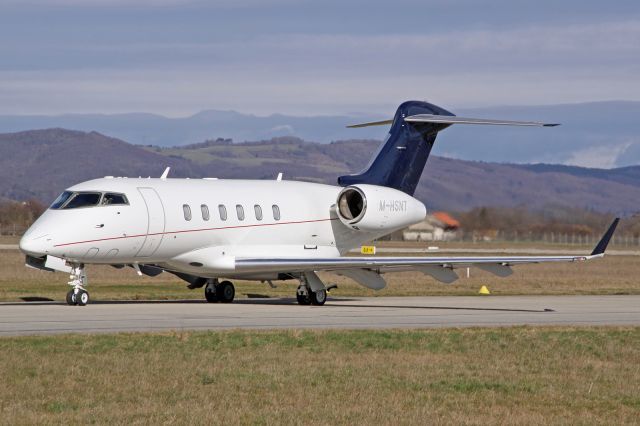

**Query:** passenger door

left=136, top=187, right=165, bottom=257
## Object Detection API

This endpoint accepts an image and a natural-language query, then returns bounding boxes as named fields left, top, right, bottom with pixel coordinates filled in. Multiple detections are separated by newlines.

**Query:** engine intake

left=337, top=186, right=366, bottom=224
left=335, top=184, right=426, bottom=233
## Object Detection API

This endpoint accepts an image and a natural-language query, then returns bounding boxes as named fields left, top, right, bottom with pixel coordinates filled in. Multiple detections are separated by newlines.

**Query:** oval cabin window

left=218, top=205, right=227, bottom=221
left=183, top=204, right=192, bottom=221
left=201, top=204, right=210, bottom=221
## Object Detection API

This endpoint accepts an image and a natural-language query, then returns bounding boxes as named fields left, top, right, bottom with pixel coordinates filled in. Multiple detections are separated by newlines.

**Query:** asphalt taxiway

left=0, top=295, right=638, bottom=336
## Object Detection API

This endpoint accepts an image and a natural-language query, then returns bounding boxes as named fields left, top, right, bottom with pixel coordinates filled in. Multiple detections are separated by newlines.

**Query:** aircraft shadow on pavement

left=4, top=297, right=554, bottom=312
left=323, top=302, right=554, bottom=313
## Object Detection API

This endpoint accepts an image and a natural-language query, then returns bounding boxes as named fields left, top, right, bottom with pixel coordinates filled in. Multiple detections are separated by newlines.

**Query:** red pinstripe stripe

left=54, top=217, right=338, bottom=248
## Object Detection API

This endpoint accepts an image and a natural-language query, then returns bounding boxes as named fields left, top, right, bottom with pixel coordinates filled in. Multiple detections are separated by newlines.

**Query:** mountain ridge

left=2, top=128, right=640, bottom=214
left=1, top=101, right=639, bottom=168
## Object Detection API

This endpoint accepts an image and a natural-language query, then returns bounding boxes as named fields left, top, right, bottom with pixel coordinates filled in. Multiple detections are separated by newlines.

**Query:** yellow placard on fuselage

left=360, top=245, right=376, bottom=255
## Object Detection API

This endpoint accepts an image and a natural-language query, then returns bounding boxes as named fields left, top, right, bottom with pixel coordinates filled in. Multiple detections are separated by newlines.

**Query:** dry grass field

left=1, top=243, right=639, bottom=302
left=0, top=327, right=638, bottom=424
left=0, top=235, right=18, bottom=244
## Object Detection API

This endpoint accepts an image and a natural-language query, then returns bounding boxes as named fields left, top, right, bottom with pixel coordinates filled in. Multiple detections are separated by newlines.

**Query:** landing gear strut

left=66, top=264, right=89, bottom=306
left=204, top=279, right=235, bottom=303
left=296, top=273, right=327, bottom=306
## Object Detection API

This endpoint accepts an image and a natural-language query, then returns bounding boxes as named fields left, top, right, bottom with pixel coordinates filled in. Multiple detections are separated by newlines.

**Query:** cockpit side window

left=50, top=191, right=74, bottom=209
left=101, top=193, right=129, bottom=206
left=63, top=192, right=102, bottom=209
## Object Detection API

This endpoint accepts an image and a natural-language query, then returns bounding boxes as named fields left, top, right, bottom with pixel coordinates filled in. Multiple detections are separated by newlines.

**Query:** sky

left=1, top=0, right=639, bottom=116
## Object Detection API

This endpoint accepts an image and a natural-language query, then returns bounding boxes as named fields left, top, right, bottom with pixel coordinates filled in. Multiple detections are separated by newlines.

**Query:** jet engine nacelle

left=336, top=184, right=427, bottom=232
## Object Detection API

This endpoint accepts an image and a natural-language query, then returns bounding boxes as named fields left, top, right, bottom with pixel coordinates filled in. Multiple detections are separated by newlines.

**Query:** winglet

left=591, top=218, right=620, bottom=256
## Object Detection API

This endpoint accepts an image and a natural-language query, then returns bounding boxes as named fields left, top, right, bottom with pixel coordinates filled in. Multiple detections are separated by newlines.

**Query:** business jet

left=19, top=100, right=619, bottom=306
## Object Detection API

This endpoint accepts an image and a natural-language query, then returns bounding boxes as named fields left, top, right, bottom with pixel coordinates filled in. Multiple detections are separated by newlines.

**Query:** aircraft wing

left=235, top=219, right=619, bottom=284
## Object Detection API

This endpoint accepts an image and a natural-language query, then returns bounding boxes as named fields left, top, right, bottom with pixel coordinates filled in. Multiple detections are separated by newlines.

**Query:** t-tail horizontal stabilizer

left=348, top=116, right=559, bottom=128
left=404, top=115, right=559, bottom=127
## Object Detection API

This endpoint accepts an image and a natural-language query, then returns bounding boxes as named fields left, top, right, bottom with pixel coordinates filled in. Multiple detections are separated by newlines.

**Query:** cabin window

left=183, top=204, right=192, bottom=221
left=201, top=204, right=210, bottom=221
left=236, top=204, right=245, bottom=221
left=62, top=192, right=102, bottom=209
left=254, top=205, right=263, bottom=221
left=218, top=204, right=227, bottom=221
left=272, top=204, right=281, bottom=221
left=101, top=193, right=128, bottom=206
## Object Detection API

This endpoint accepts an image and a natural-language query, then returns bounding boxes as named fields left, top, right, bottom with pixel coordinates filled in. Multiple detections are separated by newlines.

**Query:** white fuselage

left=20, top=177, right=426, bottom=279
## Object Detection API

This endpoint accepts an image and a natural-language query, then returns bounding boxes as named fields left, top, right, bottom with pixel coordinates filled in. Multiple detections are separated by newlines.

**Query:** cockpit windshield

left=64, top=192, right=102, bottom=209
left=50, top=191, right=73, bottom=209
left=50, top=191, right=129, bottom=210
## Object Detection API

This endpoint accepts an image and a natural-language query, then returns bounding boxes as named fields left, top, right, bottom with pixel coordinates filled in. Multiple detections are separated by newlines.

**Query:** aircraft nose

left=19, top=233, right=52, bottom=257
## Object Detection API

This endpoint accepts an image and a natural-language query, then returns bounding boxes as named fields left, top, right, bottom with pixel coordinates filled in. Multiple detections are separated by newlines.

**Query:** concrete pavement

left=0, top=295, right=638, bottom=336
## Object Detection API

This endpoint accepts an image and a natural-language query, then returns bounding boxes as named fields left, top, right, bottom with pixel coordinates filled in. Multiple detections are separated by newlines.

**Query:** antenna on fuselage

left=160, top=167, right=171, bottom=180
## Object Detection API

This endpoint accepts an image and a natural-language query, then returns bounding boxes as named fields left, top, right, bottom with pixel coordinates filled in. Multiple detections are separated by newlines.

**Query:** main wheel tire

left=296, top=292, right=311, bottom=305
left=76, top=290, right=89, bottom=306
left=310, top=289, right=327, bottom=306
left=204, top=283, right=218, bottom=303
left=218, top=281, right=235, bottom=303
left=66, top=290, right=77, bottom=306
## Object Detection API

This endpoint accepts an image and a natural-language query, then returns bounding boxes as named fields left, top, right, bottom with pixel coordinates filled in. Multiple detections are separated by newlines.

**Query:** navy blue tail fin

left=338, top=100, right=454, bottom=196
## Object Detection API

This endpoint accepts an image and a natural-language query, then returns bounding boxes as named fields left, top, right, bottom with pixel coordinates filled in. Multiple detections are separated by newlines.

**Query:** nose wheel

left=66, top=289, right=76, bottom=305
left=66, top=265, right=89, bottom=306
left=66, top=289, right=90, bottom=306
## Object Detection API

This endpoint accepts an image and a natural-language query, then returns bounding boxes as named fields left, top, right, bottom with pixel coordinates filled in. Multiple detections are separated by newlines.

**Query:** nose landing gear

left=66, top=264, right=89, bottom=306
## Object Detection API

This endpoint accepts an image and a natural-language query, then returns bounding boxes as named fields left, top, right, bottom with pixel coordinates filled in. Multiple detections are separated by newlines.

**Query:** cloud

left=1, top=0, right=304, bottom=7
left=1, top=66, right=638, bottom=117
left=269, top=125, right=295, bottom=134
left=565, top=142, right=633, bottom=168
left=23, top=19, right=636, bottom=73
left=0, top=15, right=638, bottom=115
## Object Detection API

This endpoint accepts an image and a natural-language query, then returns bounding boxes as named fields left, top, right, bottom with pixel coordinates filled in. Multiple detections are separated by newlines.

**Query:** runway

left=0, top=295, right=639, bottom=336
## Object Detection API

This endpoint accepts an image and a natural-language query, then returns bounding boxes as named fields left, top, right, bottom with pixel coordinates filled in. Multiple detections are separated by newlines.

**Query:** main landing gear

left=296, top=273, right=327, bottom=306
left=204, top=279, right=235, bottom=303
left=66, top=264, right=89, bottom=306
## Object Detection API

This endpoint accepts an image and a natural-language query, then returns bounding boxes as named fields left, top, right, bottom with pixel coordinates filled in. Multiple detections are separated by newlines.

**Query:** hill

left=2, top=129, right=640, bottom=214
left=0, top=129, right=201, bottom=201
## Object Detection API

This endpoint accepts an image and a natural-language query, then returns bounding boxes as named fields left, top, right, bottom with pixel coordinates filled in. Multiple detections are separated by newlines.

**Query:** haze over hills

left=0, top=101, right=639, bottom=168
left=2, top=128, right=640, bottom=215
